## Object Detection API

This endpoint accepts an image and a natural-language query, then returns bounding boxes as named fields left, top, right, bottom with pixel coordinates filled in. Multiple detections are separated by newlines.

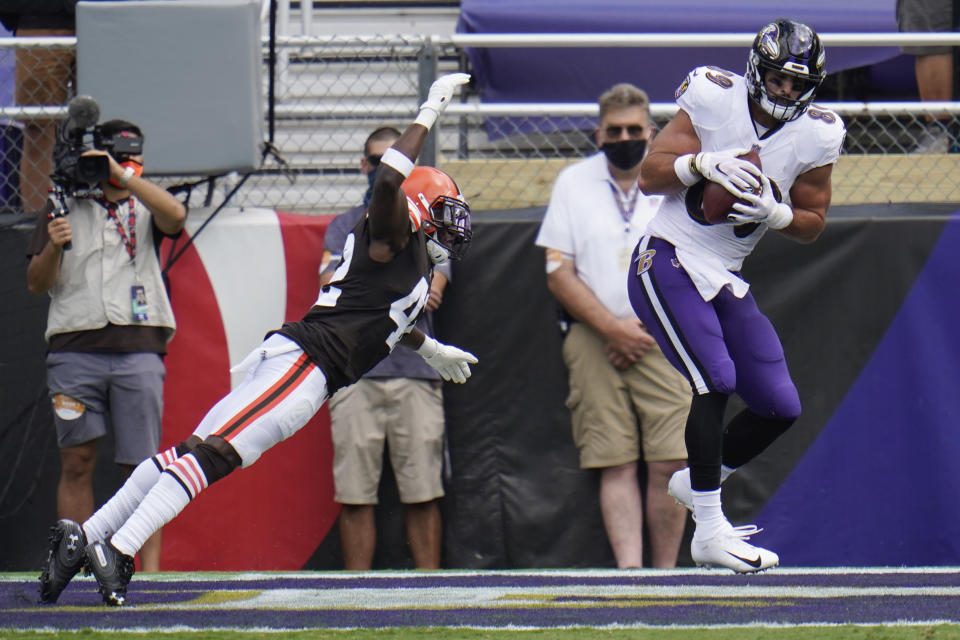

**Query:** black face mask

left=362, top=167, right=378, bottom=208
left=601, top=138, right=647, bottom=171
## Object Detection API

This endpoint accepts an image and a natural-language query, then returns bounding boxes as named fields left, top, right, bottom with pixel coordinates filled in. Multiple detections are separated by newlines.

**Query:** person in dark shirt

left=38, top=73, right=475, bottom=607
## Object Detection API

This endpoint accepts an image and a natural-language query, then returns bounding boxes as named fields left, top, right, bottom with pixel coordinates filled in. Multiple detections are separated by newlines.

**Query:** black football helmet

left=746, top=19, right=826, bottom=122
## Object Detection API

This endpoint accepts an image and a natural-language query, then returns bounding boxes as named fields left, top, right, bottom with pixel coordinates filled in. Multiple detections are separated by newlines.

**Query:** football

left=700, top=147, right=762, bottom=224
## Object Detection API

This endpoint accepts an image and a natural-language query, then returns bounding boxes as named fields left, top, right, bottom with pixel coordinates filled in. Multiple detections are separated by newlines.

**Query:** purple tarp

left=458, top=0, right=902, bottom=104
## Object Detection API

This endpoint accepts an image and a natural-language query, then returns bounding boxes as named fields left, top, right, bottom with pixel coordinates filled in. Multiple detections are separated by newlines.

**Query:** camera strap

left=98, top=197, right=137, bottom=261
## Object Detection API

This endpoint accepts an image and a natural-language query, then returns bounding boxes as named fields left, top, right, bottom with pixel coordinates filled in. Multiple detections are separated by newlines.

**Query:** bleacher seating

left=255, top=1, right=463, bottom=214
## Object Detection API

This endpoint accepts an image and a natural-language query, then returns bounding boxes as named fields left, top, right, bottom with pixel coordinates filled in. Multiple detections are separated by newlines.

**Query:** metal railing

left=1, top=31, right=959, bottom=215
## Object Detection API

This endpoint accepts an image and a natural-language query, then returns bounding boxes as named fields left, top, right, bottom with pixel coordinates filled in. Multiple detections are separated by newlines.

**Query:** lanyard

left=98, top=197, right=137, bottom=260
left=607, top=181, right=639, bottom=233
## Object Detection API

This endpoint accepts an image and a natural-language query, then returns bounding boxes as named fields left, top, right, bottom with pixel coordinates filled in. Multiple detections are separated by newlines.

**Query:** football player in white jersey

left=626, top=19, right=846, bottom=572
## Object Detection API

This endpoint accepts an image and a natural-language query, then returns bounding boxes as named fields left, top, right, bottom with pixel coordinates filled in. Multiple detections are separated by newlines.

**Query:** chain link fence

left=0, top=37, right=75, bottom=215
left=1, top=34, right=959, bottom=216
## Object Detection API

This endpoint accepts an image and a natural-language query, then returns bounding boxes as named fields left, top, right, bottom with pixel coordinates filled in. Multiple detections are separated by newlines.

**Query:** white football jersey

left=646, top=66, right=846, bottom=286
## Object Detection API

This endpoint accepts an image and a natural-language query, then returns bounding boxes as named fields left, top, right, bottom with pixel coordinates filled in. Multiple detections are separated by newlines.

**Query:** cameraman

left=26, top=119, right=186, bottom=573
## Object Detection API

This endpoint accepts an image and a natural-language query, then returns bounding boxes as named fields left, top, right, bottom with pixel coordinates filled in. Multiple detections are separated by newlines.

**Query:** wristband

left=414, top=106, right=439, bottom=130
left=415, top=335, right=439, bottom=357
left=673, top=153, right=700, bottom=187
left=118, top=166, right=136, bottom=188
left=766, top=202, right=794, bottom=230
left=380, top=147, right=415, bottom=178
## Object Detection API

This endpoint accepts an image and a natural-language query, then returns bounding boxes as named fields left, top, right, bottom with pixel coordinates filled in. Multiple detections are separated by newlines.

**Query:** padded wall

left=4, top=205, right=960, bottom=570
left=76, top=0, right=263, bottom=175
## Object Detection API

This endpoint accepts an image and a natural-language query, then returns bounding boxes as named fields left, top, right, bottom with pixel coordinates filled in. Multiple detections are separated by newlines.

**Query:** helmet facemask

left=419, top=193, right=472, bottom=265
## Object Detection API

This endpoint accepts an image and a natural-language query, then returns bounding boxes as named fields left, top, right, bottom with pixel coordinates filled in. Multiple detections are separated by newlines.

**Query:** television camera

left=51, top=95, right=143, bottom=197
left=48, top=96, right=144, bottom=249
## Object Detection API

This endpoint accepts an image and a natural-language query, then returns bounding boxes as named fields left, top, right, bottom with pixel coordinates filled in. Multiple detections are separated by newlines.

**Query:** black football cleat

left=38, top=519, right=87, bottom=604
left=85, top=540, right=135, bottom=606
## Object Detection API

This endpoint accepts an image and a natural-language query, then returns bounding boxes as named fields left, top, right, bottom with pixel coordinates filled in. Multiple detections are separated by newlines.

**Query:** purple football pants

left=627, top=236, right=800, bottom=419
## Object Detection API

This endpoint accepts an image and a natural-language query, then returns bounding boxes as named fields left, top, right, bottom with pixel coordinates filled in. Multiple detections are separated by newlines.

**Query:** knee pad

left=175, top=435, right=203, bottom=458
left=753, top=384, right=802, bottom=420
left=191, top=440, right=240, bottom=487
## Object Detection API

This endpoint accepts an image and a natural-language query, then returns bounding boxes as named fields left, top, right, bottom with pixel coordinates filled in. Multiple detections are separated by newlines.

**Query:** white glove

left=729, top=174, right=794, bottom=229
left=693, top=149, right=761, bottom=197
left=415, top=73, right=471, bottom=129
left=416, top=335, right=478, bottom=384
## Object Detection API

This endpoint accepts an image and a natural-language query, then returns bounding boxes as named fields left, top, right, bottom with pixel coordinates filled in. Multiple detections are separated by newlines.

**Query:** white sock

left=691, top=488, right=727, bottom=539
left=110, top=453, right=208, bottom=558
left=82, top=446, right=179, bottom=544
left=720, top=465, right=735, bottom=483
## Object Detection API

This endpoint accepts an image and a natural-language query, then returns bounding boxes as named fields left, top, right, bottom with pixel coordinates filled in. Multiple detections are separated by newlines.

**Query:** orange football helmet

left=402, top=166, right=472, bottom=264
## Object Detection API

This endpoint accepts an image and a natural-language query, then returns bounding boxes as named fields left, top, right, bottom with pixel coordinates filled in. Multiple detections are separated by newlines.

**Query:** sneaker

left=691, top=522, right=779, bottom=573
left=912, top=122, right=951, bottom=154
left=38, top=519, right=87, bottom=603
left=667, top=467, right=694, bottom=511
left=85, top=540, right=135, bottom=606
left=669, top=467, right=736, bottom=512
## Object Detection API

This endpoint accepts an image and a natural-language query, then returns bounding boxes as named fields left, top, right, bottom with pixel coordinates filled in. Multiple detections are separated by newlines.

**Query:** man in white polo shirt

left=535, top=83, right=691, bottom=569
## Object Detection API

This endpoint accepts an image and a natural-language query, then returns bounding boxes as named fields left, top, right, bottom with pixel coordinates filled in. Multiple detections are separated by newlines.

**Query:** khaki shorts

left=329, top=377, right=445, bottom=505
left=562, top=322, right=690, bottom=469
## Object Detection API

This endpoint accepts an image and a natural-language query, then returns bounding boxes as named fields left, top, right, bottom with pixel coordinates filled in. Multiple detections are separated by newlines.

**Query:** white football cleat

left=667, top=467, right=693, bottom=511
left=669, top=467, right=735, bottom=512
left=691, top=523, right=779, bottom=573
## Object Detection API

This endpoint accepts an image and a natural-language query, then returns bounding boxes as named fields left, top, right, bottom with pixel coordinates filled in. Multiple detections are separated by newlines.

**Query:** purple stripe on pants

left=627, top=236, right=800, bottom=418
